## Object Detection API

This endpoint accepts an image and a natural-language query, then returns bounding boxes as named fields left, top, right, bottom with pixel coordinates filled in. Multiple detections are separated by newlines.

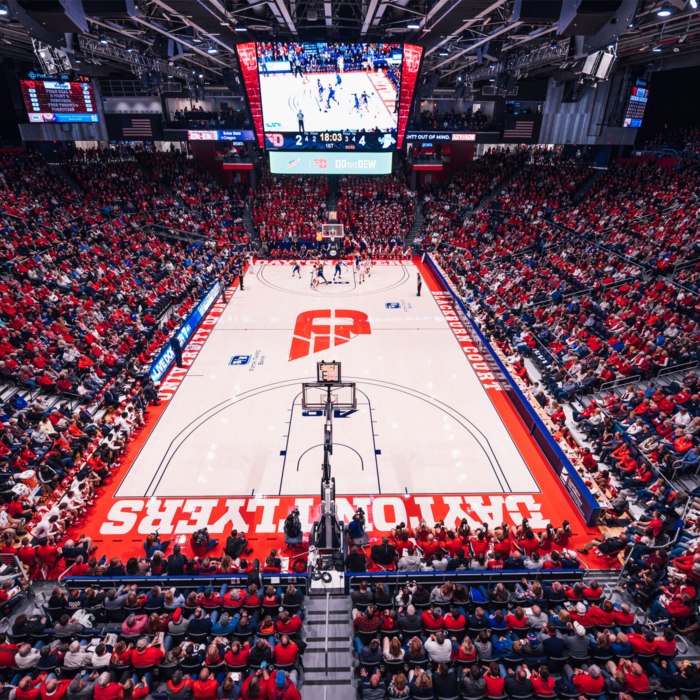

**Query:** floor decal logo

left=289, top=309, right=371, bottom=361
left=230, top=355, right=251, bottom=366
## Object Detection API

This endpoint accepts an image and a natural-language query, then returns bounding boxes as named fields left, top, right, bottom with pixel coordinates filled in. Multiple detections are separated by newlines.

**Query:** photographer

left=224, top=528, right=250, bottom=559
left=190, top=528, right=218, bottom=557
left=284, top=508, right=303, bottom=547
left=348, top=509, right=369, bottom=546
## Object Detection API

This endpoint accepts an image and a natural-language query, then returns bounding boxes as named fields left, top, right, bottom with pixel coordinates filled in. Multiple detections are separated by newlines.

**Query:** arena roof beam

left=274, top=0, right=297, bottom=32
left=432, top=19, right=519, bottom=70
left=361, top=0, right=380, bottom=34
left=424, top=0, right=509, bottom=58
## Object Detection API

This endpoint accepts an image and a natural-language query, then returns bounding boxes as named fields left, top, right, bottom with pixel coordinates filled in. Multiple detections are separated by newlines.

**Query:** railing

left=63, top=573, right=310, bottom=595
left=344, top=567, right=586, bottom=594
left=657, top=360, right=699, bottom=382
left=598, top=375, right=642, bottom=396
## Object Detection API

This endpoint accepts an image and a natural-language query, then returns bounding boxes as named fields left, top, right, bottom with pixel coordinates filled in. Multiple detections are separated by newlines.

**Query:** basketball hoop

left=321, top=223, right=344, bottom=243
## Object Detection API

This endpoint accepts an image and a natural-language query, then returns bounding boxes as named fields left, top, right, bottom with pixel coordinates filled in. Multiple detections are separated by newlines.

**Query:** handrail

left=599, top=375, right=642, bottom=395
left=657, top=360, right=699, bottom=381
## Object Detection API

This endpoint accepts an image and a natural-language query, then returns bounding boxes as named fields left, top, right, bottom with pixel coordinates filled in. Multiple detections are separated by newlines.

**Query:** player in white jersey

left=310, top=266, right=319, bottom=290
left=357, top=257, right=365, bottom=284
left=292, top=260, right=302, bottom=278
left=364, top=258, right=372, bottom=278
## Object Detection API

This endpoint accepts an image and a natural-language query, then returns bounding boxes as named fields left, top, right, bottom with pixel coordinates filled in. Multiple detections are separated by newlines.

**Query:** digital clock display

left=264, top=130, right=395, bottom=151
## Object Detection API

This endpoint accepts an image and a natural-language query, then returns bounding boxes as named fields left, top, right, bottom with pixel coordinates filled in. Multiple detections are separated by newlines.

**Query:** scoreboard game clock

left=318, top=361, right=341, bottom=383
left=265, top=130, right=395, bottom=151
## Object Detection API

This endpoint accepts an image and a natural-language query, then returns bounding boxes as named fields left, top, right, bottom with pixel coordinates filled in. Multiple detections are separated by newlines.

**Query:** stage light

left=657, top=7, right=671, bottom=16
left=0, top=5, right=8, bottom=15
left=234, top=26, right=248, bottom=31
left=407, top=22, right=420, bottom=29
left=99, top=33, right=109, bottom=44
left=207, top=43, right=218, bottom=54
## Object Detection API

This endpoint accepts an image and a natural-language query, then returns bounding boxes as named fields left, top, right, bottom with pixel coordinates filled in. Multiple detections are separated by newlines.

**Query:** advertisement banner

left=425, top=255, right=601, bottom=526
left=396, top=44, right=423, bottom=149
left=269, top=150, right=392, bottom=175
left=404, top=132, right=476, bottom=142
left=150, top=281, right=221, bottom=383
left=187, top=130, right=256, bottom=141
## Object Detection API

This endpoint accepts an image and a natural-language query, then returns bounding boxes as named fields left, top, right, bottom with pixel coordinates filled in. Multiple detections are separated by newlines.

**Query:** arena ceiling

left=0, top=0, right=700, bottom=92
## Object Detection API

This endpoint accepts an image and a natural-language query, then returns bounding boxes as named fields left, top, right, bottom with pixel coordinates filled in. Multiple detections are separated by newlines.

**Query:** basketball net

left=321, top=223, right=344, bottom=242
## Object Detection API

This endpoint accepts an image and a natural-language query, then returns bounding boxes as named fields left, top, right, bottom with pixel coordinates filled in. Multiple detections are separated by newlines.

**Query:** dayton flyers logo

left=403, top=44, right=423, bottom=74
left=289, top=310, right=371, bottom=361
left=236, top=42, right=258, bottom=72
left=313, top=159, right=328, bottom=169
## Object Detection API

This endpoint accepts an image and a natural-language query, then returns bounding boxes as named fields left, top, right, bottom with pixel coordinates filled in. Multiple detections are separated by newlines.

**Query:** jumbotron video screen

left=236, top=41, right=423, bottom=151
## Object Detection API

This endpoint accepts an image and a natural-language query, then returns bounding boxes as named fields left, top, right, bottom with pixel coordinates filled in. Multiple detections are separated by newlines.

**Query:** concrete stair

left=300, top=594, right=355, bottom=700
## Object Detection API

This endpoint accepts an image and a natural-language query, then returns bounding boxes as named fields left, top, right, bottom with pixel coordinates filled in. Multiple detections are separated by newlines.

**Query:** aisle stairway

left=51, top=163, right=82, bottom=196
left=404, top=200, right=423, bottom=246
left=300, top=594, right=355, bottom=700
left=241, top=203, right=259, bottom=243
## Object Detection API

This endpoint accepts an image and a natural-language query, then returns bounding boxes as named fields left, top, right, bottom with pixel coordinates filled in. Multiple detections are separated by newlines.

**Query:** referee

left=417, top=272, right=422, bottom=297
left=297, top=110, right=304, bottom=134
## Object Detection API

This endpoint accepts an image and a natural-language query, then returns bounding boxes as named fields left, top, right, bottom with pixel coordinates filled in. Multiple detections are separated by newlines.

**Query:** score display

left=21, top=78, right=98, bottom=123
left=236, top=41, right=423, bottom=151
left=622, top=78, right=649, bottom=128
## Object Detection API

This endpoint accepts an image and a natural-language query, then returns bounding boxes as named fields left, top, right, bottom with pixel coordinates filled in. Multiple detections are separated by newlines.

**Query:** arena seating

left=252, top=167, right=329, bottom=243
left=0, top=149, right=249, bottom=585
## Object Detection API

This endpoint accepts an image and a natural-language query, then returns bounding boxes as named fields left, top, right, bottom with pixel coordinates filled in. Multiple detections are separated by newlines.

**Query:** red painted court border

left=62, top=260, right=607, bottom=570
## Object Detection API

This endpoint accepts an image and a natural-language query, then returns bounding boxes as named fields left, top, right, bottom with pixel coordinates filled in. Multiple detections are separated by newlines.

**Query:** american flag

left=503, top=120, right=534, bottom=139
left=122, top=117, right=152, bottom=138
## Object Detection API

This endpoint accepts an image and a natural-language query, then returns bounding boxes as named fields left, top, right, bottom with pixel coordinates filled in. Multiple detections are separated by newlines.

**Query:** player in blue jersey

left=292, top=260, right=302, bottom=278
left=317, top=263, right=330, bottom=285
left=361, top=91, right=370, bottom=111
left=333, top=260, right=347, bottom=279
left=326, top=85, right=338, bottom=109
left=336, top=73, right=342, bottom=88
left=317, top=79, right=324, bottom=99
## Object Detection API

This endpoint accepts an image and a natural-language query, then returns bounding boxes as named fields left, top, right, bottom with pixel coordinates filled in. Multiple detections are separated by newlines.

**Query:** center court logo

left=289, top=310, right=371, bottom=361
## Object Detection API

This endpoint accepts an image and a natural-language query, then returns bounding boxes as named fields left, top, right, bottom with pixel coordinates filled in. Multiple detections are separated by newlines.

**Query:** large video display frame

left=236, top=41, right=423, bottom=152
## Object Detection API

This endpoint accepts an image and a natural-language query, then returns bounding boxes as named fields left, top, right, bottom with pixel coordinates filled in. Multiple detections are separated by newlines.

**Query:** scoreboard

left=21, top=78, right=99, bottom=123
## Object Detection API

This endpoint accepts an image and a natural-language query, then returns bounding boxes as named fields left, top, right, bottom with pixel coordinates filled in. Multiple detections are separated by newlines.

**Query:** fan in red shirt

left=531, top=669, right=556, bottom=696
left=589, top=600, right=616, bottom=627
left=193, top=669, right=219, bottom=700
left=654, top=628, right=677, bottom=654
left=484, top=663, right=505, bottom=697
left=240, top=669, right=271, bottom=700
left=223, top=641, right=250, bottom=667
left=273, top=636, right=298, bottom=666
left=571, top=667, right=605, bottom=694
left=131, top=638, right=165, bottom=667
left=421, top=608, right=445, bottom=631
left=276, top=612, right=303, bottom=636
left=582, top=580, right=604, bottom=600
left=15, top=678, right=43, bottom=700
left=40, top=678, right=72, bottom=700
left=444, top=607, right=466, bottom=633
left=505, top=607, right=528, bottom=629
left=620, top=661, right=649, bottom=692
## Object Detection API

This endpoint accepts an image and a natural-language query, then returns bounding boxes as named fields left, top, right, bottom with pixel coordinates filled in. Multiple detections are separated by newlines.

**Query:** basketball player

left=333, top=260, right=347, bottom=279
left=310, top=267, right=319, bottom=290
left=317, top=79, right=324, bottom=100
left=361, top=91, right=370, bottom=112
left=317, top=263, right=330, bottom=285
left=326, top=84, right=338, bottom=110
left=352, top=93, right=361, bottom=114
left=292, top=260, right=302, bottom=278
left=335, top=72, right=342, bottom=89
left=364, top=257, right=372, bottom=278
left=357, top=257, right=365, bottom=284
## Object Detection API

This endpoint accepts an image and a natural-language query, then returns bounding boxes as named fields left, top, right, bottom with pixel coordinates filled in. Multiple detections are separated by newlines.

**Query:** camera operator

left=190, top=527, right=218, bottom=557
left=348, top=508, right=369, bottom=546
left=225, top=528, right=251, bottom=559
left=284, top=507, right=303, bottom=547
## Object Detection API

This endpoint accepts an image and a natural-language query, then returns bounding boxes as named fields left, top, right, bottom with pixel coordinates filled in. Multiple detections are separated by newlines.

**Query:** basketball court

left=86, top=258, right=599, bottom=558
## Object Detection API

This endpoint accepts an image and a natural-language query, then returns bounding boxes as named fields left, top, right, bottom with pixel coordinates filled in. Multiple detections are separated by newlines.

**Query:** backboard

left=302, top=382, right=357, bottom=410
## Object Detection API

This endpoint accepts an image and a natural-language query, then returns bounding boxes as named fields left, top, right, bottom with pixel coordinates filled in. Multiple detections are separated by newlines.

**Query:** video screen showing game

left=257, top=42, right=403, bottom=151
left=622, top=78, right=649, bottom=128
